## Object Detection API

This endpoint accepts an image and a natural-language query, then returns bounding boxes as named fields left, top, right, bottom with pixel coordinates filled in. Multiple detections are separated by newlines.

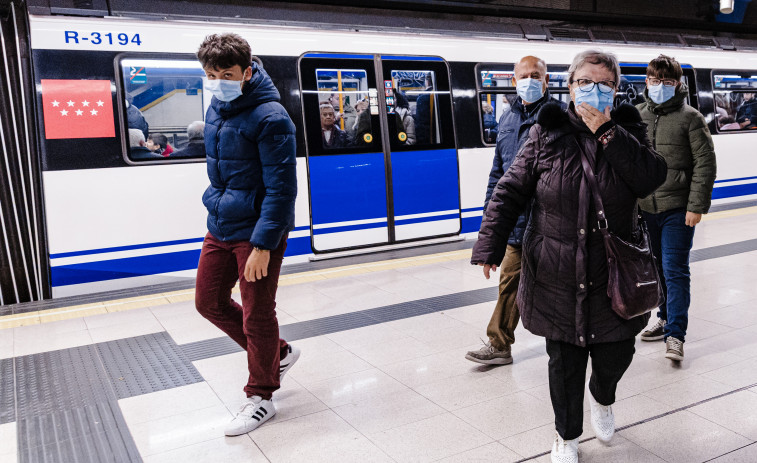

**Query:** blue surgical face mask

left=516, top=78, right=545, bottom=104
left=574, top=86, right=614, bottom=113
left=647, top=83, right=676, bottom=105
left=204, top=78, right=244, bottom=102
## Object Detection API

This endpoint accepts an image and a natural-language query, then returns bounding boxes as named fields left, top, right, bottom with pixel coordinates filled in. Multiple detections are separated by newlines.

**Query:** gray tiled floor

left=3, top=209, right=757, bottom=462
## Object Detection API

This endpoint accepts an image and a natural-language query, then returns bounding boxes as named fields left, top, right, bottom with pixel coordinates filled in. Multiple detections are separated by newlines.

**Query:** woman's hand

left=478, top=263, right=498, bottom=279
left=576, top=103, right=611, bottom=134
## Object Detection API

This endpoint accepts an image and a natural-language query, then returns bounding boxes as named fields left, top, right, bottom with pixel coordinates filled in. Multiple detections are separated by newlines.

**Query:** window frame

left=474, top=62, right=570, bottom=147
left=381, top=58, right=456, bottom=152
left=710, top=69, right=757, bottom=135
left=297, top=55, right=385, bottom=157
left=114, top=52, right=208, bottom=166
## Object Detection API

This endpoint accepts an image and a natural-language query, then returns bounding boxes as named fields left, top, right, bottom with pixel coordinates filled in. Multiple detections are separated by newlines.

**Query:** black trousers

left=546, top=338, right=636, bottom=440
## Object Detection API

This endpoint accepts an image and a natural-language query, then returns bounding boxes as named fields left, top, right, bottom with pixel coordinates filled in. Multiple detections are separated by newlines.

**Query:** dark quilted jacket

left=636, top=84, right=717, bottom=214
left=203, top=62, right=297, bottom=249
left=472, top=103, right=667, bottom=347
left=485, top=90, right=566, bottom=246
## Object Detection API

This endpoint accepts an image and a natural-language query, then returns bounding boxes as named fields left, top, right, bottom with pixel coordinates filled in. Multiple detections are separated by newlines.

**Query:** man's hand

left=576, top=103, right=612, bottom=134
left=685, top=211, right=702, bottom=227
left=244, top=248, right=270, bottom=282
left=477, top=263, right=498, bottom=279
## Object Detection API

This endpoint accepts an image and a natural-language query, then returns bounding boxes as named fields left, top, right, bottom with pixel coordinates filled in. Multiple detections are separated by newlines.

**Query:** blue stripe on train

left=395, top=213, right=459, bottom=226
left=712, top=182, right=757, bottom=200
left=50, top=226, right=310, bottom=259
left=462, top=216, right=483, bottom=234
left=51, top=235, right=313, bottom=287
left=50, top=237, right=206, bottom=259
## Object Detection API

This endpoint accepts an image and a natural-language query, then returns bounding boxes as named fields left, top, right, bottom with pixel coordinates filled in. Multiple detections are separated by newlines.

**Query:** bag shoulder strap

left=575, top=137, right=609, bottom=231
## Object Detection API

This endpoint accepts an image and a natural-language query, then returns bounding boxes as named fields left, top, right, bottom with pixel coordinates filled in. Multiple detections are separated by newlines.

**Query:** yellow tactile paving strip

left=1, top=205, right=754, bottom=330
left=0, top=248, right=471, bottom=330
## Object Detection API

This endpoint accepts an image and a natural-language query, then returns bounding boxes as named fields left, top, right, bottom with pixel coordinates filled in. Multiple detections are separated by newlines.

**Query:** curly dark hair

left=197, top=33, right=251, bottom=71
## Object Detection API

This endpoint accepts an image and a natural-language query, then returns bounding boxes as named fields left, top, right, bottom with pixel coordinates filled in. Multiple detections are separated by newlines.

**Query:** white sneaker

left=224, top=396, right=276, bottom=436
left=587, top=382, right=615, bottom=445
left=551, top=432, right=579, bottom=463
left=279, top=344, right=301, bottom=380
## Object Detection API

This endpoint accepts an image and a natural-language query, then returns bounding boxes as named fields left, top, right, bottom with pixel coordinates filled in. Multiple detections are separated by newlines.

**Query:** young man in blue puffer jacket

left=194, top=33, right=299, bottom=436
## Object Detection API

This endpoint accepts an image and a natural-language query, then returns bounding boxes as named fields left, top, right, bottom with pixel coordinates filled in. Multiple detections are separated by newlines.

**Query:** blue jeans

left=642, top=208, right=695, bottom=342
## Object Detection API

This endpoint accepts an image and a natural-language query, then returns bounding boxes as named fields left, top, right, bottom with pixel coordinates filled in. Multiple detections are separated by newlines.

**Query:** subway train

left=24, top=14, right=757, bottom=298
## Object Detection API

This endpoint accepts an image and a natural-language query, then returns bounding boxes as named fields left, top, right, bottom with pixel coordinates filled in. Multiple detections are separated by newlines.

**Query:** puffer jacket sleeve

left=686, top=112, right=717, bottom=213
left=600, top=120, right=667, bottom=199
left=472, top=126, right=540, bottom=265
left=249, top=113, right=298, bottom=250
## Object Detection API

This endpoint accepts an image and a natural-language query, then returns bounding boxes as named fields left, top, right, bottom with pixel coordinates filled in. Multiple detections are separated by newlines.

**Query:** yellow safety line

left=1, top=205, right=755, bottom=330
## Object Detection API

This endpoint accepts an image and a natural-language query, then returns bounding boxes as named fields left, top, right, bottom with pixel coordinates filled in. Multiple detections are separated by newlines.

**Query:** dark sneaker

left=665, top=337, right=684, bottom=361
left=641, top=319, right=666, bottom=342
left=465, top=341, right=513, bottom=365
left=279, top=344, right=300, bottom=380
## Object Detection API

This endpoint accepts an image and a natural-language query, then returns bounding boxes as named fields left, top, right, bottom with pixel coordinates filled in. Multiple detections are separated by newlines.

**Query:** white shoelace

left=236, top=400, right=259, bottom=418
left=668, top=338, right=683, bottom=351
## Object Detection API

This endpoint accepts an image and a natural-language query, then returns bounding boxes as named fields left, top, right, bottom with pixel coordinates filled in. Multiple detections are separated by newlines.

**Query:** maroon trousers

left=195, top=232, right=289, bottom=399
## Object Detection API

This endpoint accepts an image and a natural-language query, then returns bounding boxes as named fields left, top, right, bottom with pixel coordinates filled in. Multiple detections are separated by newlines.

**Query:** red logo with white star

left=41, top=79, right=115, bottom=139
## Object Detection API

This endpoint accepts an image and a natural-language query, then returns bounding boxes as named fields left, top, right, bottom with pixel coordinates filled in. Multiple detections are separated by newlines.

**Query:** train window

left=118, top=58, right=207, bottom=162
left=712, top=72, right=757, bottom=132
left=476, top=64, right=569, bottom=145
left=387, top=69, right=446, bottom=147
left=313, top=68, right=374, bottom=149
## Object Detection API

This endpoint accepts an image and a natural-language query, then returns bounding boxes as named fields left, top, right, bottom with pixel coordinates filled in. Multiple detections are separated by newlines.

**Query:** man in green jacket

left=637, top=55, right=717, bottom=362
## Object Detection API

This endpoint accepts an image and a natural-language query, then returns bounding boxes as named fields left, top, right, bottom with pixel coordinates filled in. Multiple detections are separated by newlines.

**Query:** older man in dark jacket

left=465, top=56, right=565, bottom=366
left=171, top=121, right=205, bottom=158
left=194, top=33, right=299, bottom=437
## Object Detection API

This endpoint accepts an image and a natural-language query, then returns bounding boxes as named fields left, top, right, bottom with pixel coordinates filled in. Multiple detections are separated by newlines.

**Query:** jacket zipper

left=214, top=119, right=224, bottom=237
left=651, top=114, right=661, bottom=213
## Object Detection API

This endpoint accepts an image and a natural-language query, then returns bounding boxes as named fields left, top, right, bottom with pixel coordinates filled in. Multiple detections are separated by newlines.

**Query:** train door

left=299, top=53, right=460, bottom=252
left=380, top=56, right=460, bottom=241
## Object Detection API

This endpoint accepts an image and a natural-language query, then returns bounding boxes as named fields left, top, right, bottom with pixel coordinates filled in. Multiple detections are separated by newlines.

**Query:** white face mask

left=204, top=79, right=243, bottom=102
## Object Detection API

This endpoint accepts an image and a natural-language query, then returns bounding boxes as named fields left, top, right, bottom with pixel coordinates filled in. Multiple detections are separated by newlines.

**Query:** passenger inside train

left=320, top=102, right=351, bottom=148
left=127, top=128, right=162, bottom=161
left=170, top=121, right=205, bottom=158
left=145, top=133, right=171, bottom=156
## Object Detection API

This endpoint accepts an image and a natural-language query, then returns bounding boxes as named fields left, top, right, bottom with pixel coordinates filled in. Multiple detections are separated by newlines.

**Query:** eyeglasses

left=648, top=78, right=678, bottom=87
left=574, top=79, right=616, bottom=94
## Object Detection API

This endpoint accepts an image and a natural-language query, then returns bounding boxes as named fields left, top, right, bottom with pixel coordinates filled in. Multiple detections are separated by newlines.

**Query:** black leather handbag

left=578, top=141, right=665, bottom=320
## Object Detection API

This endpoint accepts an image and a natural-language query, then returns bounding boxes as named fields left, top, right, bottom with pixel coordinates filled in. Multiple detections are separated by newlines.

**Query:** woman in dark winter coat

left=471, top=50, right=666, bottom=463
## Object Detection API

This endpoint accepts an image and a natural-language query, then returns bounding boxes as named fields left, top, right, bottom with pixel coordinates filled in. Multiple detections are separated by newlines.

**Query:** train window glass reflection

left=389, top=70, right=442, bottom=146
left=119, top=59, right=207, bottom=161
left=712, top=73, right=757, bottom=131
left=477, top=66, right=570, bottom=145
left=314, top=68, right=372, bottom=148
left=479, top=93, right=514, bottom=144
left=480, top=70, right=514, bottom=88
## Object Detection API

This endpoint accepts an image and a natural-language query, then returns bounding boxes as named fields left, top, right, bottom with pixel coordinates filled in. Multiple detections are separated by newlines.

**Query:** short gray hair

left=568, top=49, right=621, bottom=89
left=128, top=128, right=145, bottom=148
left=187, top=121, right=205, bottom=140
